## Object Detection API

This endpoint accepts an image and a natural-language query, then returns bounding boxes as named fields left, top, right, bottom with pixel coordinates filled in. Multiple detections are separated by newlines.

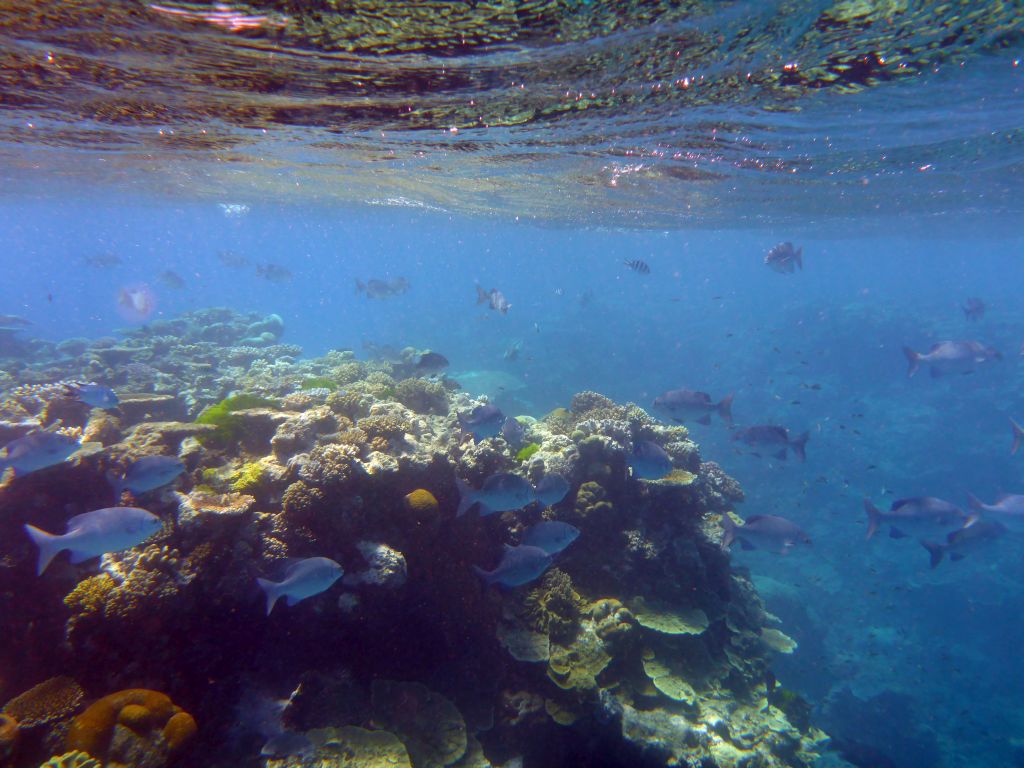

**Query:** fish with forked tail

left=652, top=387, right=733, bottom=426
left=902, top=340, right=1001, bottom=378
left=967, top=492, right=1024, bottom=533
left=864, top=497, right=966, bottom=541
left=24, top=506, right=163, bottom=575
left=456, top=472, right=534, bottom=517
left=921, top=519, right=1006, bottom=568
left=474, top=544, right=553, bottom=587
left=720, top=513, right=811, bottom=555
left=256, top=557, right=344, bottom=615
left=732, top=425, right=808, bottom=461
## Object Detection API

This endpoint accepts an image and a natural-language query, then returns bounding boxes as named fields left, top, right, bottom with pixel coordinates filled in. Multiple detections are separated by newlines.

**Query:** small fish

left=474, top=544, right=553, bottom=587
left=503, top=340, right=522, bottom=362
left=65, top=382, right=119, bottom=410
left=256, top=263, right=293, bottom=283
left=457, top=403, right=505, bottom=442
left=456, top=472, right=534, bottom=517
left=501, top=416, right=527, bottom=447
left=764, top=242, right=803, bottom=273
left=84, top=253, right=122, bottom=269
left=967, top=493, right=1024, bottom=533
left=628, top=440, right=673, bottom=480
left=0, top=431, right=79, bottom=476
left=218, top=250, right=249, bottom=268
left=864, top=497, right=967, bottom=541
left=732, top=425, right=808, bottom=462
left=623, top=259, right=650, bottom=274
left=413, top=351, right=449, bottom=375
left=108, top=455, right=185, bottom=497
left=902, top=340, right=1002, bottom=378
left=921, top=519, right=1007, bottom=568
left=533, top=474, right=570, bottom=507
left=475, top=285, right=511, bottom=314
left=157, top=270, right=186, bottom=289
left=720, top=513, right=811, bottom=555
left=961, top=297, right=985, bottom=321
left=256, top=557, right=344, bottom=615
left=219, top=203, right=250, bottom=217
left=522, top=521, right=579, bottom=555
left=1010, top=417, right=1023, bottom=456
left=355, top=277, right=409, bottom=299
left=652, top=388, right=734, bottom=426
left=25, top=506, right=163, bottom=575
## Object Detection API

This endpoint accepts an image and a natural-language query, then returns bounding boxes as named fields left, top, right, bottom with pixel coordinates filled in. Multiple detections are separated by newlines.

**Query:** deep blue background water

left=3, top=198, right=1024, bottom=765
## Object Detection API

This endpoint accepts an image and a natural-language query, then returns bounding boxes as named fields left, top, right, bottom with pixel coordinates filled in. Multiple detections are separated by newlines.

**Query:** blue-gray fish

left=732, top=425, right=808, bottom=462
left=0, top=431, right=79, bottom=476
left=109, top=455, right=185, bottom=497
left=456, top=473, right=534, bottom=517
left=628, top=440, right=672, bottom=480
left=967, top=493, right=1024, bottom=533
left=475, top=284, right=511, bottom=314
left=764, top=242, right=803, bottom=273
left=864, top=497, right=966, bottom=541
left=457, top=403, right=505, bottom=442
left=721, top=514, right=811, bottom=555
left=902, top=340, right=1002, bottom=378
left=522, top=521, right=579, bottom=555
left=66, top=382, right=119, bottom=410
left=921, top=519, right=1007, bottom=568
left=533, top=474, right=570, bottom=506
left=474, top=544, right=553, bottom=587
left=652, top=388, right=733, bottom=426
left=1011, top=416, right=1024, bottom=456
left=24, top=506, right=163, bottom=575
left=256, top=557, right=344, bottom=615
left=501, top=416, right=527, bottom=447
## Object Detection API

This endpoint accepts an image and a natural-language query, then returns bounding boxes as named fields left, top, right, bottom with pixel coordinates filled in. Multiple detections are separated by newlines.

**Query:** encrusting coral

left=2, top=677, right=84, bottom=728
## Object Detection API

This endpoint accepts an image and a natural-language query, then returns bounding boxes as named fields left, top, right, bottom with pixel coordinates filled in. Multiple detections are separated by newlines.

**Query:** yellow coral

left=66, top=689, right=194, bottom=760
left=404, top=489, right=439, bottom=516
left=230, top=462, right=268, bottom=493
left=39, top=751, right=100, bottom=768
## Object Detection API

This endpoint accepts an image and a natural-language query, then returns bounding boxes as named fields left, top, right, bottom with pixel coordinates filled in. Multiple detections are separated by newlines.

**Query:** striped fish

left=623, top=259, right=650, bottom=274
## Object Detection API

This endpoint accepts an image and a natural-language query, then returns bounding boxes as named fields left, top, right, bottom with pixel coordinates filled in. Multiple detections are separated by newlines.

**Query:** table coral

left=66, top=689, right=196, bottom=766
left=2, top=676, right=84, bottom=728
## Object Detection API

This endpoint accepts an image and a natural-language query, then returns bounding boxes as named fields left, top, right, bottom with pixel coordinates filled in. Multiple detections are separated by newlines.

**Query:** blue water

left=4, top=195, right=1024, bottom=764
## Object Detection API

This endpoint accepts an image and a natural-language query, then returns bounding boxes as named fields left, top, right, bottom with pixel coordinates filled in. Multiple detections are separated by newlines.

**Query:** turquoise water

left=2, top=2, right=1024, bottom=767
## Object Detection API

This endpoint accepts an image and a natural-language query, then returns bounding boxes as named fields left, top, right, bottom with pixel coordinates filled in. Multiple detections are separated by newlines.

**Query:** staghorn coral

left=66, top=689, right=196, bottom=767
left=2, top=677, right=84, bottom=728
left=394, top=377, right=449, bottom=415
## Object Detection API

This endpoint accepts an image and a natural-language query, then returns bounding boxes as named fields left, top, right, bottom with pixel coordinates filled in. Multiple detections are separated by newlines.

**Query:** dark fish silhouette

left=256, top=263, right=293, bottom=283
left=652, top=387, right=733, bottom=426
left=84, top=253, right=122, bottom=268
left=623, top=259, right=650, bottom=274
left=158, top=270, right=186, bottom=289
left=921, top=519, right=1006, bottom=568
left=476, top=285, right=511, bottom=314
left=961, top=297, right=985, bottom=321
left=356, top=277, right=409, bottom=299
left=864, top=497, right=966, bottom=541
left=764, top=242, right=803, bottom=273
left=218, top=250, right=249, bottom=268
left=721, top=513, right=811, bottom=555
left=732, top=425, right=808, bottom=461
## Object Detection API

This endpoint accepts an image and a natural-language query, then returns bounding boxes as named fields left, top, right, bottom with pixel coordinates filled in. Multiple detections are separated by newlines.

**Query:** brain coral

left=2, top=676, right=84, bottom=727
left=66, top=689, right=196, bottom=764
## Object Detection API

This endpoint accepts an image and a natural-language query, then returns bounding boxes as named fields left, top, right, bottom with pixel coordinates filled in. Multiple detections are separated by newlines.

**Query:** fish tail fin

left=903, top=346, right=921, bottom=378
left=794, top=247, right=803, bottom=270
left=471, top=565, right=491, bottom=583
left=475, top=284, right=489, bottom=305
left=23, top=524, right=61, bottom=575
left=717, top=393, right=734, bottom=426
left=455, top=476, right=474, bottom=517
left=720, top=513, right=737, bottom=548
left=790, top=431, right=809, bottom=462
left=864, top=499, right=881, bottom=541
left=1010, top=416, right=1024, bottom=456
left=921, top=540, right=945, bottom=569
left=256, top=578, right=280, bottom=615
left=966, top=493, right=985, bottom=513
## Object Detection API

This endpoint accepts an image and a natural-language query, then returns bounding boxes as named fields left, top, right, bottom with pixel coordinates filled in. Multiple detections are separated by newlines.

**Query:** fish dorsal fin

left=283, top=558, right=311, bottom=576
left=65, top=511, right=99, bottom=529
left=890, top=498, right=912, bottom=510
left=744, top=515, right=763, bottom=524
left=928, top=343, right=944, bottom=352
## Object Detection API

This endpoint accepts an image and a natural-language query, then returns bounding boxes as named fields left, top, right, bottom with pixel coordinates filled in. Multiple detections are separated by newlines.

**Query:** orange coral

left=404, top=488, right=439, bottom=515
left=2, top=676, right=84, bottom=727
left=0, top=713, right=18, bottom=760
left=66, top=689, right=194, bottom=761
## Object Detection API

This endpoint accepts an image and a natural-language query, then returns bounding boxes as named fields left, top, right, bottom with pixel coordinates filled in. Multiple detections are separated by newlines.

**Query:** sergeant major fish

left=864, top=497, right=966, bottom=540
left=256, top=557, right=344, bottom=615
left=732, top=425, right=808, bottom=462
left=720, top=513, right=811, bottom=555
left=652, top=388, right=734, bottom=426
left=24, top=506, right=163, bottom=575
left=474, top=544, right=553, bottom=587
left=0, top=431, right=79, bottom=477
left=456, top=472, right=534, bottom=517
left=902, top=340, right=1002, bottom=378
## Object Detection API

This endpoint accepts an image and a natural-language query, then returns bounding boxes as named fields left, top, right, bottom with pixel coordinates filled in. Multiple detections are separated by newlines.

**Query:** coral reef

left=0, top=310, right=826, bottom=768
left=38, top=753, right=100, bottom=768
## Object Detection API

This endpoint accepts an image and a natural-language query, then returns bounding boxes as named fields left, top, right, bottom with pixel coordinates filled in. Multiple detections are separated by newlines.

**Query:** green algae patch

left=195, top=394, right=279, bottom=447
left=516, top=442, right=541, bottom=462
left=230, top=462, right=269, bottom=494
left=301, top=376, right=339, bottom=391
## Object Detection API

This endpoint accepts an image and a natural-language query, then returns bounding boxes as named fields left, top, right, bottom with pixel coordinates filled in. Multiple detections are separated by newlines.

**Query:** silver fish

left=721, top=513, right=811, bottom=555
left=902, top=340, right=1002, bottom=378
left=921, top=519, right=1007, bottom=568
left=967, top=493, right=1024, bottom=533
left=864, top=497, right=966, bottom=541
left=652, top=388, right=733, bottom=426
left=25, top=506, right=163, bottom=575
left=256, top=557, right=344, bottom=615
